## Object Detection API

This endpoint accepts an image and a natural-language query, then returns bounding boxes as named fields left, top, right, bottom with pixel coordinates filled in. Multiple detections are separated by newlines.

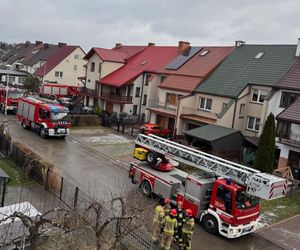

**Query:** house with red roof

left=98, top=44, right=180, bottom=117
left=266, top=40, right=300, bottom=170
left=147, top=42, right=234, bottom=134
left=81, top=43, right=147, bottom=107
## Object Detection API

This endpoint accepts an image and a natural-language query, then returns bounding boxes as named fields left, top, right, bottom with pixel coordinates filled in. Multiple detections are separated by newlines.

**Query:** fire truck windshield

left=8, top=92, right=24, bottom=99
left=236, top=191, right=259, bottom=209
left=51, top=112, right=70, bottom=122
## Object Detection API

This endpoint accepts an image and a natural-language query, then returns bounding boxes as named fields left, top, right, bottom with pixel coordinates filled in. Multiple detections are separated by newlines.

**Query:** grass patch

left=0, top=158, right=33, bottom=187
left=260, top=190, right=300, bottom=223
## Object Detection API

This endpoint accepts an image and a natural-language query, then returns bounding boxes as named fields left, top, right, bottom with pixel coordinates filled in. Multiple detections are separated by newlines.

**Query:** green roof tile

left=195, top=45, right=297, bottom=98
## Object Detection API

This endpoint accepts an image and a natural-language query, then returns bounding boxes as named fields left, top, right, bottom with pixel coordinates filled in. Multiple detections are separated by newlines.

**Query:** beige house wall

left=45, top=47, right=86, bottom=86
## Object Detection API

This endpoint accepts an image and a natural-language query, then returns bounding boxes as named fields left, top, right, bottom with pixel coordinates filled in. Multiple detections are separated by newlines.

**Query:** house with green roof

left=176, top=42, right=298, bottom=139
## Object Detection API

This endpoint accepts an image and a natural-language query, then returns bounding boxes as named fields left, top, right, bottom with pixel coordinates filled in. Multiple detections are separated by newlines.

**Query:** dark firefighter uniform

left=174, top=201, right=185, bottom=249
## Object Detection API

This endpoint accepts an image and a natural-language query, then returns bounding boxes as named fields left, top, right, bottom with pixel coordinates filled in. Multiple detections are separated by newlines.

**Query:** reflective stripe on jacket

left=153, top=205, right=165, bottom=223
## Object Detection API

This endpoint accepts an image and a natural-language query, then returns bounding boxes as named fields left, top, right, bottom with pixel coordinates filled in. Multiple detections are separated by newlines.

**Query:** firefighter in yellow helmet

left=160, top=208, right=178, bottom=250
left=152, top=198, right=170, bottom=243
left=182, top=209, right=195, bottom=250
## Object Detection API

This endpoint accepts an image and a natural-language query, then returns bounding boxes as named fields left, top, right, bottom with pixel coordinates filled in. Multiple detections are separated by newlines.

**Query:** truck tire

left=21, top=120, right=29, bottom=130
left=140, top=180, right=152, bottom=197
left=202, top=215, right=219, bottom=234
left=39, top=127, right=47, bottom=139
left=49, top=94, right=56, bottom=100
left=72, top=94, right=79, bottom=101
left=147, top=151, right=157, bottom=165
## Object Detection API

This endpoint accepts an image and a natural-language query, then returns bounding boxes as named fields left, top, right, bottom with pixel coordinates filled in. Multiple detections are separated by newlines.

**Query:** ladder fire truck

left=129, top=134, right=288, bottom=238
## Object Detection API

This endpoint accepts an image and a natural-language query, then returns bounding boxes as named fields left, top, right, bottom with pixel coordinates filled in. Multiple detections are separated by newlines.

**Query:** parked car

left=82, top=106, right=94, bottom=114
left=140, top=123, right=172, bottom=138
left=57, top=97, right=72, bottom=107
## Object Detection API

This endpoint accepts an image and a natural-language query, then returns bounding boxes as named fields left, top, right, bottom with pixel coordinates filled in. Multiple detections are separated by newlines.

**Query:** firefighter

left=182, top=209, right=195, bottom=250
left=163, top=198, right=171, bottom=215
left=160, top=208, right=178, bottom=250
left=152, top=198, right=170, bottom=243
left=174, top=200, right=185, bottom=249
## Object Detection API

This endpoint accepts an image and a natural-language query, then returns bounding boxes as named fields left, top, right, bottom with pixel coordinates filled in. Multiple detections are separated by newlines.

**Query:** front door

left=168, top=118, right=175, bottom=132
left=106, top=102, right=113, bottom=114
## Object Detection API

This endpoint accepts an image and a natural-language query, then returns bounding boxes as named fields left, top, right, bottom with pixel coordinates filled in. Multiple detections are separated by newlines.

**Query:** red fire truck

left=0, top=86, right=25, bottom=113
left=129, top=134, right=288, bottom=238
left=39, top=83, right=81, bottom=101
left=17, top=96, right=71, bottom=138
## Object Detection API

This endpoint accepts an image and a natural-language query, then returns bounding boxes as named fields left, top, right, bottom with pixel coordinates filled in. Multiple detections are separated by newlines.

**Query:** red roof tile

left=99, top=46, right=178, bottom=87
left=160, top=75, right=202, bottom=92
left=35, top=45, right=79, bottom=76
left=159, top=46, right=234, bottom=92
left=277, top=97, right=300, bottom=123
left=83, top=47, right=127, bottom=63
left=112, top=45, right=147, bottom=59
left=277, top=58, right=300, bottom=91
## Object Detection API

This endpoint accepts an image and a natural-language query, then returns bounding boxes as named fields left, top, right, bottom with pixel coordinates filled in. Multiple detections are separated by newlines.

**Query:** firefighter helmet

left=170, top=209, right=177, bottom=216
left=163, top=198, right=170, bottom=204
left=177, top=201, right=183, bottom=207
left=186, top=209, right=193, bottom=217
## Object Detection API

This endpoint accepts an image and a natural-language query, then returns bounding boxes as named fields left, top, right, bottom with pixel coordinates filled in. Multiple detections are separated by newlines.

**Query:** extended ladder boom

left=135, top=134, right=288, bottom=200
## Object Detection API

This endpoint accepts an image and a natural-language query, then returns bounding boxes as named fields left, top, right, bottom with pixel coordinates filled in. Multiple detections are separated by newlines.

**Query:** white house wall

left=44, top=47, right=86, bottom=86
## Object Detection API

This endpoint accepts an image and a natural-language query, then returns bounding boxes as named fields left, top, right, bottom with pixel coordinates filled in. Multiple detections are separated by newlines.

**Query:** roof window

left=254, top=52, right=264, bottom=59
left=200, top=50, right=209, bottom=56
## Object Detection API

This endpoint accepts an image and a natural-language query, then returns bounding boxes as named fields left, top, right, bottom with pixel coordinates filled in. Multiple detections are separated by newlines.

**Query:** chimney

left=148, top=42, right=155, bottom=46
left=58, top=42, right=67, bottom=47
left=235, top=40, right=245, bottom=47
left=178, top=41, right=190, bottom=53
left=35, top=40, right=43, bottom=46
left=115, top=43, right=122, bottom=48
left=296, top=38, right=300, bottom=57
left=43, top=43, right=49, bottom=49
left=25, top=41, right=31, bottom=47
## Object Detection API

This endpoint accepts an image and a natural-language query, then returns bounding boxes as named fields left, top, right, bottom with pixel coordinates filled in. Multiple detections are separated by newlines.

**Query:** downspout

left=231, top=99, right=237, bottom=129
left=138, top=73, right=146, bottom=121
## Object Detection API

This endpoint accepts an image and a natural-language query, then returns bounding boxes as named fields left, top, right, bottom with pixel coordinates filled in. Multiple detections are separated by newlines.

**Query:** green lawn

left=260, top=189, right=300, bottom=223
left=0, top=158, right=33, bottom=187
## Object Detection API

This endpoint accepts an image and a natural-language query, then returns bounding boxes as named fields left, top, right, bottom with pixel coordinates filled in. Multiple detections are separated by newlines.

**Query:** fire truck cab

left=0, top=86, right=25, bottom=113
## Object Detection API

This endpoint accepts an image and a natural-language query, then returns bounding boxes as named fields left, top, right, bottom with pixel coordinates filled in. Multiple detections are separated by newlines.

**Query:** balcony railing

left=148, top=98, right=177, bottom=110
left=277, top=131, right=300, bottom=146
left=80, top=87, right=98, bottom=98
left=181, top=106, right=217, bottom=120
left=100, top=92, right=132, bottom=103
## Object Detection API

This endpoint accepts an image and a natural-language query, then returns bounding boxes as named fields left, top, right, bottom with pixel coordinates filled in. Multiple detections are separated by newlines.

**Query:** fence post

left=59, top=177, right=64, bottom=200
left=122, top=123, right=125, bottom=134
left=131, top=127, right=134, bottom=136
left=117, top=122, right=120, bottom=132
left=74, top=187, right=79, bottom=209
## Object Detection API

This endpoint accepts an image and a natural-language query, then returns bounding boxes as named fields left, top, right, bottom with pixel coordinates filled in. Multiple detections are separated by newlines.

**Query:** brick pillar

left=278, top=157, right=288, bottom=169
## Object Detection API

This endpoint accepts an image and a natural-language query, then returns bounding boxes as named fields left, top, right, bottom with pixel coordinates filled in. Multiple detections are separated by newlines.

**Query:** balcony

left=180, top=106, right=217, bottom=124
left=147, top=98, right=176, bottom=117
left=277, top=131, right=300, bottom=147
left=100, top=92, right=133, bottom=103
left=80, top=87, right=98, bottom=98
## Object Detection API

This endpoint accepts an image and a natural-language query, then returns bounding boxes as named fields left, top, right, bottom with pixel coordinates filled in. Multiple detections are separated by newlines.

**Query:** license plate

left=57, top=129, right=65, bottom=133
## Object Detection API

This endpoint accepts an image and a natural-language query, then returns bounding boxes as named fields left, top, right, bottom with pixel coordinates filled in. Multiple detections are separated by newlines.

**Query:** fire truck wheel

left=202, top=215, right=219, bottom=234
left=39, top=127, right=47, bottom=139
left=0, top=105, right=4, bottom=114
left=49, top=94, right=56, bottom=100
left=72, top=95, right=79, bottom=101
left=22, top=120, right=29, bottom=130
left=140, top=180, right=152, bottom=197
left=147, top=151, right=157, bottom=164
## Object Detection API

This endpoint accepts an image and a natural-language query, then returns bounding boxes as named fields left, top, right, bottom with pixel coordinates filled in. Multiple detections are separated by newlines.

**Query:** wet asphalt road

left=1, top=114, right=285, bottom=250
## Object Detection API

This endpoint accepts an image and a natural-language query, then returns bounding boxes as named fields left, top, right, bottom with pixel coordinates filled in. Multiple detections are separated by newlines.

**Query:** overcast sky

left=1, top=0, right=300, bottom=52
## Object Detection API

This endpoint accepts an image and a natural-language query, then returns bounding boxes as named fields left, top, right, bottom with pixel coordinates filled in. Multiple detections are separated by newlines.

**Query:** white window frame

left=239, top=103, right=245, bottom=117
left=251, top=88, right=267, bottom=103
left=199, top=97, right=212, bottom=111
left=247, top=116, right=260, bottom=132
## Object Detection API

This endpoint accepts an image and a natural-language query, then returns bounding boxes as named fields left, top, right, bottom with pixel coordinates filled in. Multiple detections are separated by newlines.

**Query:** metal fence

left=0, top=133, right=155, bottom=249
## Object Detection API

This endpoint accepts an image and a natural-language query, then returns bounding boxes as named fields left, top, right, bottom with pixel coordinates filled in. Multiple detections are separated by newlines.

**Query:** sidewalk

left=256, top=214, right=300, bottom=250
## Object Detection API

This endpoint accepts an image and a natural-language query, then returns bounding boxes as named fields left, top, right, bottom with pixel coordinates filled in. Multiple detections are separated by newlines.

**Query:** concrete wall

left=45, top=47, right=86, bottom=86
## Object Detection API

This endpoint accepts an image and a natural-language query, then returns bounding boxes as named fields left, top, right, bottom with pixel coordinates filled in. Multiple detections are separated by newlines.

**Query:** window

left=55, top=71, right=63, bottom=78
left=120, top=105, right=124, bottom=113
left=74, top=54, right=80, bottom=59
left=200, top=50, right=209, bottom=56
left=74, top=65, right=78, bottom=71
left=199, top=97, right=212, bottom=110
left=280, top=92, right=298, bottom=108
left=247, top=116, right=260, bottom=131
left=216, top=185, right=232, bottom=214
left=143, top=94, right=147, bottom=105
left=251, top=89, right=267, bottom=103
left=144, top=74, right=151, bottom=86
left=222, top=103, right=227, bottom=110
left=18, top=77, right=26, bottom=84
left=135, top=87, right=141, bottom=97
left=8, top=76, right=15, bottom=83
left=239, top=104, right=245, bottom=116
left=133, top=105, right=138, bottom=115
left=90, top=62, right=95, bottom=72
left=254, top=52, right=264, bottom=59
left=166, top=93, right=177, bottom=106
left=160, top=75, right=167, bottom=83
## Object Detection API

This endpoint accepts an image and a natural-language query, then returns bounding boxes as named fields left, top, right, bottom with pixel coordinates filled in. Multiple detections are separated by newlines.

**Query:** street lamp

left=5, top=64, right=12, bottom=116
